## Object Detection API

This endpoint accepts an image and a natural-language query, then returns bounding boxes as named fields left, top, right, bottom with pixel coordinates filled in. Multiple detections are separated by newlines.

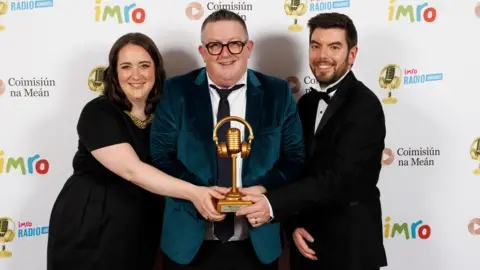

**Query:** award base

left=288, top=24, right=304, bottom=32
left=474, top=168, right=480, bottom=175
left=216, top=192, right=252, bottom=213
left=382, top=97, right=397, bottom=104
left=0, top=249, right=12, bottom=258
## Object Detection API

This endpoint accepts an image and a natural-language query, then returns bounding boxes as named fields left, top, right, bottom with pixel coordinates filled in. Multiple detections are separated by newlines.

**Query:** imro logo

left=388, top=0, right=437, bottom=23
left=0, top=150, right=50, bottom=175
left=95, top=0, right=146, bottom=24
left=384, top=216, right=431, bottom=240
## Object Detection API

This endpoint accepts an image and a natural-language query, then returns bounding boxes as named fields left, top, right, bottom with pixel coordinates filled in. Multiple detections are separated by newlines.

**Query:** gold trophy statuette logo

left=470, top=137, right=480, bottom=175
left=379, top=64, right=402, bottom=104
left=0, top=0, right=8, bottom=32
left=88, top=66, right=107, bottom=93
left=285, top=0, right=307, bottom=32
left=213, top=116, right=254, bottom=213
left=0, top=217, right=16, bottom=258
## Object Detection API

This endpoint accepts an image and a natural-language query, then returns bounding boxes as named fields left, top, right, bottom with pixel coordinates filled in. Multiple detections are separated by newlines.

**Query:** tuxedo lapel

left=314, top=93, right=344, bottom=135
left=300, top=92, right=320, bottom=159
left=242, top=70, right=263, bottom=183
left=244, top=70, right=263, bottom=141
left=192, top=68, right=214, bottom=134
left=314, top=71, right=355, bottom=135
left=192, top=68, right=216, bottom=179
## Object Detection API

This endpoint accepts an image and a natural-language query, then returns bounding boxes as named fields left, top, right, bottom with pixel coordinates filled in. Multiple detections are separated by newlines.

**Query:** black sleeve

left=267, top=97, right=386, bottom=222
left=77, top=99, right=129, bottom=151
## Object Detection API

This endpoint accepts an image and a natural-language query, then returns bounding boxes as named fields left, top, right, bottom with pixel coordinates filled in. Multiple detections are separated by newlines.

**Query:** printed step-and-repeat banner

left=1, top=1, right=480, bottom=269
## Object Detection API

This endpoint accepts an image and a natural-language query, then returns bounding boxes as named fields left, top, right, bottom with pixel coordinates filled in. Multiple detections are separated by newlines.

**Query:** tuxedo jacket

left=267, top=71, right=388, bottom=269
left=149, top=67, right=305, bottom=265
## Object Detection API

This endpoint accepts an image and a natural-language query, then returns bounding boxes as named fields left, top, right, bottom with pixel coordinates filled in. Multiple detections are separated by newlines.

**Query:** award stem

left=231, top=154, right=237, bottom=193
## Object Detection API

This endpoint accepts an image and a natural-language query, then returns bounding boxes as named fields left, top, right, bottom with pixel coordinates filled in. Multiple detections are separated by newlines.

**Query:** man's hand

left=235, top=194, right=271, bottom=227
left=189, top=186, right=230, bottom=222
left=238, top=185, right=266, bottom=196
left=293, top=228, right=318, bottom=260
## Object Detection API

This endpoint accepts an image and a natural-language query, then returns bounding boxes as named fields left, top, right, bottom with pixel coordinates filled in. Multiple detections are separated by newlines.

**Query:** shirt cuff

left=261, top=194, right=274, bottom=222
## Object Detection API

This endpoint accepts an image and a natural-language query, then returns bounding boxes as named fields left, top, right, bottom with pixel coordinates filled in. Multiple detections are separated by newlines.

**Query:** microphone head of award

left=0, top=217, right=16, bottom=258
left=213, top=116, right=254, bottom=213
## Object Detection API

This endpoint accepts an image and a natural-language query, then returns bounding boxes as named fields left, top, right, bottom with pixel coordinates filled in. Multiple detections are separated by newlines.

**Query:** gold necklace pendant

left=123, top=111, right=154, bottom=129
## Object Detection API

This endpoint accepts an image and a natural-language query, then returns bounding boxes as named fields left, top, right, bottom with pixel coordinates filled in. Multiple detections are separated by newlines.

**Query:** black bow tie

left=309, top=87, right=335, bottom=104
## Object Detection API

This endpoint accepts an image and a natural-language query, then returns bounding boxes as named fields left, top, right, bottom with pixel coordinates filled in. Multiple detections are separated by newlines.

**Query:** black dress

left=47, top=96, right=163, bottom=270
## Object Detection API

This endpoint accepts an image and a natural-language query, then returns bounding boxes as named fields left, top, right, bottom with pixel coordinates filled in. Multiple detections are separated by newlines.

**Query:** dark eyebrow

left=119, top=60, right=152, bottom=65
left=310, top=40, right=343, bottom=46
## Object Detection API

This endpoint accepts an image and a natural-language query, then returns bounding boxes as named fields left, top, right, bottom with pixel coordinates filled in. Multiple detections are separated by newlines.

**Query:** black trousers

left=163, top=240, right=278, bottom=270
left=290, top=245, right=380, bottom=270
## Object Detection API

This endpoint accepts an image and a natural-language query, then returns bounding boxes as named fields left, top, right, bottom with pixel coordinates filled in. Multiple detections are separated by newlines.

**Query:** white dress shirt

left=266, top=69, right=351, bottom=219
left=313, top=69, right=350, bottom=132
left=204, top=71, right=249, bottom=241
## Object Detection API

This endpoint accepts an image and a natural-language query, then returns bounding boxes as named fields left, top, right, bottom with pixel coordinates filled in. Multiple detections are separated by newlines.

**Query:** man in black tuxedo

left=237, top=12, right=388, bottom=270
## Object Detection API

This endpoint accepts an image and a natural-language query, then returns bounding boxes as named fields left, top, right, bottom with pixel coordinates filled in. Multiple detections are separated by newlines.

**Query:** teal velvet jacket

left=149, top=67, right=305, bottom=265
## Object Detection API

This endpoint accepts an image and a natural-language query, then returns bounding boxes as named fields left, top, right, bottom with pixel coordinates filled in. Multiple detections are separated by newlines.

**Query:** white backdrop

left=1, top=0, right=480, bottom=269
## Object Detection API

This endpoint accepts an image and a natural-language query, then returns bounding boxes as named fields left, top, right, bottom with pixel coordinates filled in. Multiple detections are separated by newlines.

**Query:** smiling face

left=198, top=20, right=253, bottom=88
left=116, top=43, right=156, bottom=103
left=309, top=27, right=357, bottom=88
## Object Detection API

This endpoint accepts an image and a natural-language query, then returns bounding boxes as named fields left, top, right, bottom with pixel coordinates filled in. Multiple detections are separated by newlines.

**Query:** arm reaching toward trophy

left=149, top=81, right=228, bottom=221
left=90, top=143, right=229, bottom=222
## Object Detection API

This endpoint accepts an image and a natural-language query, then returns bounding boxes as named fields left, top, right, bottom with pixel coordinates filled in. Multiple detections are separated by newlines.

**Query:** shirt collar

left=206, top=70, right=248, bottom=89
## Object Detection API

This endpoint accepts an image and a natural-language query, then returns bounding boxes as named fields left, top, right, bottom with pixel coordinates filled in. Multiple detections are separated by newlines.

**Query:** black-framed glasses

left=203, top=41, right=247, bottom=55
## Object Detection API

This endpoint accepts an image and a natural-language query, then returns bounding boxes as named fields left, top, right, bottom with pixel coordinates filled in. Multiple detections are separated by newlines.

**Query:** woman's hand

left=189, top=186, right=230, bottom=222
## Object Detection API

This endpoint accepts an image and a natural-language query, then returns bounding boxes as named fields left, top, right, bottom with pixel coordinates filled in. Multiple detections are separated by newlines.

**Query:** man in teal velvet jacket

left=150, top=9, right=305, bottom=270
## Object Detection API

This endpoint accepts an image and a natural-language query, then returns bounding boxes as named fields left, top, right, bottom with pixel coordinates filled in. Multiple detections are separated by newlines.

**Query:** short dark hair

left=200, top=9, right=249, bottom=42
left=307, top=12, right=357, bottom=50
left=103, top=32, right=166, bottom=115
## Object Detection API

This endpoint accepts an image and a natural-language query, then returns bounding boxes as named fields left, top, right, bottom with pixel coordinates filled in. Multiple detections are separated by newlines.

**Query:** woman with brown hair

left=47, top=32, right=227, bottom=270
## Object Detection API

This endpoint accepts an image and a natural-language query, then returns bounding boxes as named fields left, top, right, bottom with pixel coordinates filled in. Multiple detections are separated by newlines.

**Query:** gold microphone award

left=0, top=0, right=8, bottom=32
left=0, top=217, right=16, bottom=258
left=470, top=137, right=480, bottom=175
left=88, top=66, right=107, bottom=94
left=379, top=64, right=402, bottom=104
left=213, top=116, right=254, bottom=213
left=284, top=0, right=307, bottom=32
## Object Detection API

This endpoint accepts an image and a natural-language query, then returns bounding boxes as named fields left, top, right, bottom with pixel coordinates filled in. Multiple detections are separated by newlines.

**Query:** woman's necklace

left=123, top=110, right=154, bottom=129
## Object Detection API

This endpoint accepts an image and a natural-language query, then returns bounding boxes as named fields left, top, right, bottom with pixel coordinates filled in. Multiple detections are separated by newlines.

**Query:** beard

left=310, top=55, right=350, bottom=88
